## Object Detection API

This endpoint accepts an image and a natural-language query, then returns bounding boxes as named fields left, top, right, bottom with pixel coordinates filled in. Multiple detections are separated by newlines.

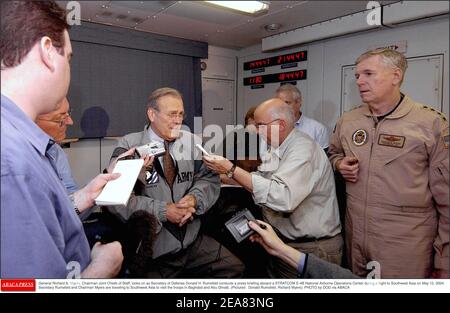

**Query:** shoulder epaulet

left=422, top=105, right=447, bottom=122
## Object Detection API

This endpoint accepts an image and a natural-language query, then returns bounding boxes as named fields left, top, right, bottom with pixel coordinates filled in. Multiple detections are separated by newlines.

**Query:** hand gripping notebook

left=95, top=159, right=144, bottom=206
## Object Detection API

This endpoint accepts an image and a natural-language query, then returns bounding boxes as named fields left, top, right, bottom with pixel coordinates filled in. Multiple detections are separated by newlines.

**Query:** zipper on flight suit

left=362, top=117, right=382, bottom=261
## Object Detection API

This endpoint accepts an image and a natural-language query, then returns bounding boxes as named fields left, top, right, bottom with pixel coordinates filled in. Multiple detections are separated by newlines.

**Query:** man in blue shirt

left=276, top=84, right=330, bottom=151
left=1, top=1, right=123, bottom=278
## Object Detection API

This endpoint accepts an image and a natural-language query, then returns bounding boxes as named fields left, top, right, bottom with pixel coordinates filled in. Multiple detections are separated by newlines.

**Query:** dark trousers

left=145, top=234, right=245, bottom=278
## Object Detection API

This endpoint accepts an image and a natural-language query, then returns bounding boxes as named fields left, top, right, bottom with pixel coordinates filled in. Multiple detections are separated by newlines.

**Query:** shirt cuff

left=158, top=201, right=168, bottom=222
left=297, top=253, right=308, bottom=278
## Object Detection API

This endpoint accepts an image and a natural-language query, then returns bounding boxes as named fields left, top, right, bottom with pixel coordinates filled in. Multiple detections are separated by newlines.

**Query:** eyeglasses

left=37, top=109, right=72, bottom=127
left=155, top=109, right=185, bottom=120
left=255, top=119, right=281, bottom=129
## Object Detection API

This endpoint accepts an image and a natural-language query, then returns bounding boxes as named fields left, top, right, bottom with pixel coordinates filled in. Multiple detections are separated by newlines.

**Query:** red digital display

left=244, top=50, right=307, bottom=71
left=243, top=70, right=307, bottom=86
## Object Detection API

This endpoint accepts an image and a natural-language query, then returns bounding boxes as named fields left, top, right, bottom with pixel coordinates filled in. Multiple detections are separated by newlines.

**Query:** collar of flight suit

left=361, top=94, right=414, bottom=120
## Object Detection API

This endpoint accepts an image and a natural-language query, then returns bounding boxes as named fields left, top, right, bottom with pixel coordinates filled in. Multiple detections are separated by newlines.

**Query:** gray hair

left=269, top=103, right=296, bottom=128
left=147, top=87, right=182, bottom=110
left=275, top=83, right=302, bottom=102
left=356, top=48, right=408, bottom=85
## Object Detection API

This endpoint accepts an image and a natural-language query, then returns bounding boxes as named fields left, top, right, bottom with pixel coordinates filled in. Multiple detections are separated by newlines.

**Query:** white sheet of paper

left=95, top=159, right=144, bottom=206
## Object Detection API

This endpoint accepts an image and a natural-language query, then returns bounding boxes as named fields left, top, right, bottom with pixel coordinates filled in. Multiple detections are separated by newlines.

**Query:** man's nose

left=66, top=116, right=74, bottom=125
left=356, top=76, right=365, bottom=87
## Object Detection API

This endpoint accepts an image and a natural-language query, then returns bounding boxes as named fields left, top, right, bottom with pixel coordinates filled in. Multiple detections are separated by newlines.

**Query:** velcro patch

left=378, top=134, right=405, bottom=148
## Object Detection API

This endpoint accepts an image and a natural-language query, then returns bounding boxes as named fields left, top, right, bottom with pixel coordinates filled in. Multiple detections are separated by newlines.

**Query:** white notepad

left=95, top=159, right=144, bottom=206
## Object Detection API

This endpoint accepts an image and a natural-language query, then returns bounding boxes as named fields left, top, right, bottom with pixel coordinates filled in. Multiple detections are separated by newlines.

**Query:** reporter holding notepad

left=1, top=2, right=123, bottom=279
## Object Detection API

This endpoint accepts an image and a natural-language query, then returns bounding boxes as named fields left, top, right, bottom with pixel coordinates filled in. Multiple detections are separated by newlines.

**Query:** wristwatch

left=226, top=164, right=237, bottom=178
left=69, top=193, right=81, bottom=216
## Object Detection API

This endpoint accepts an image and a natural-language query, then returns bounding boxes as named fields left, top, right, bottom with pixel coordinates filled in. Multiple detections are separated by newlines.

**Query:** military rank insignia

left=145, top=169, right=159, bottom=184
left=352, top=129, right=367, bottom=146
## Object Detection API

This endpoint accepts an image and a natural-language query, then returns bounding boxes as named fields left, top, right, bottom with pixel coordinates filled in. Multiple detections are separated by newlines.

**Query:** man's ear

left=147, top=108, right=156, bottom=123
left=297, top=99, right=302, bottom=111
left=39, top=36, right=55, bottom=71
left=392, top=68, right=403, bottom=86
left=279, top=119, right=287, bottom=132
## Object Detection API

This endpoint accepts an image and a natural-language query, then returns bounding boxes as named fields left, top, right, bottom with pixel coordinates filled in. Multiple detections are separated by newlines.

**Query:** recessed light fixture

left=264, top=23, right=281, bottom=32
left=204, top=1, right=269, bottom=16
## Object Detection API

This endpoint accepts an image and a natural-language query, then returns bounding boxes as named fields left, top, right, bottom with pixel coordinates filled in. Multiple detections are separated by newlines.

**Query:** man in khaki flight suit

left=328, top=48, right=449, bottom=278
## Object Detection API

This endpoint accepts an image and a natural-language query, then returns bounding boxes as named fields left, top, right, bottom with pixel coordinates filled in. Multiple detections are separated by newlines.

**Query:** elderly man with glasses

left=203, top=98, right=342, bottom=278
left=36, top=97, right=78, bottom=193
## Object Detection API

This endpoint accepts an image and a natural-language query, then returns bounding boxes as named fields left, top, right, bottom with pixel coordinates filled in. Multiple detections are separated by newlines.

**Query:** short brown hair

left=244, top=105, right=258, bottom=126
left=147, top=87, right=182, bottom=110
left=356, top=48, right=408, bottom=85
left=1, top=1, right=69, bottom=69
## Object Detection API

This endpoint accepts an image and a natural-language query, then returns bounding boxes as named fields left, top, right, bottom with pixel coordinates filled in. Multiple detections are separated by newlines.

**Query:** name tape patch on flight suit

left=378, top=134, right=405, bottom=148
left=352, top=129, right=368, bottom=146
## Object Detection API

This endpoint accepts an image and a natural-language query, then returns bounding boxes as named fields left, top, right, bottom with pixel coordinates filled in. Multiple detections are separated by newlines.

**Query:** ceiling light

left=204, top=1, right=268, bottom=15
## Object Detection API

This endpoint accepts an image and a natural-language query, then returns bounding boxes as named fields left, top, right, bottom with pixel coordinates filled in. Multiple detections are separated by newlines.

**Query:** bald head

left=255, top=98, right=296, bottom=128
left=254, top=98, right=296, bottom=146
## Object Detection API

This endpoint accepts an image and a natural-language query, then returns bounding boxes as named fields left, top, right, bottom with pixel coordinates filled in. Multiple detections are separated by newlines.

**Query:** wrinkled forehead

left=356, top=55, right=385, bottom=70
left=41, top=98, right=69, bottom=118
left=253, top=107, right=265, bottom=122
left=156, top=94, right=184, bottom=111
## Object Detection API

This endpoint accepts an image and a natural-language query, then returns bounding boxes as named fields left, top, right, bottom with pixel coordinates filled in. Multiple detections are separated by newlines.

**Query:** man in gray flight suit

left=108, top=87, right=244, bottom=278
